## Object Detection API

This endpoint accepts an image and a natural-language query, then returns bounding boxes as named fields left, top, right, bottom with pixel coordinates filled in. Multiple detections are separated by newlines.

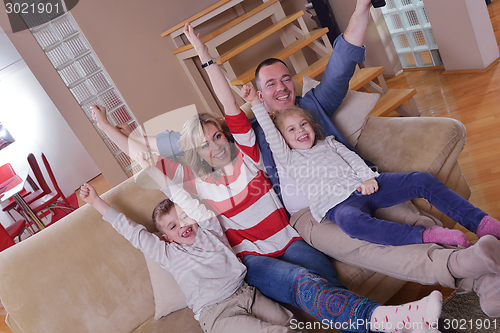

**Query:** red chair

left=0, top=224, right=16, bottom=252
left=26, top=154, right=75, bottom=224
left=0, top=164, right=36, bottom=234
left=5, top=219, right=27, bottom=242
left=41, top=153, right=76, bottom=210
left=0, top=163, right=16, bottom=181
left=1, top=163, right=43, bottom=224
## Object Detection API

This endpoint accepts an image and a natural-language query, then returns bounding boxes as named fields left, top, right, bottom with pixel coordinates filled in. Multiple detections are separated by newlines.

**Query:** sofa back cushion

left=0, top=178, right=167, bottom=333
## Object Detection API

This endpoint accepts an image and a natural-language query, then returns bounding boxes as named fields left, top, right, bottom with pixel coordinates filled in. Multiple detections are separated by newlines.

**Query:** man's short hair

left=255, top=58, right=289, bottom=91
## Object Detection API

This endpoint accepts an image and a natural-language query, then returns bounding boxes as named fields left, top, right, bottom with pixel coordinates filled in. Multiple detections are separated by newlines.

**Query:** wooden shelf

left=172, top=0, right=280, bottom=55
left=369, top=89, right=417, bottom=117
left=231, top=27, right=329, bottom=86
left=216, top=11, right=305, bottom=65
left=292, top=53, right=330, bottom=83
left=349, top=66, right=385, bottom=91
left=161, top=0, right=234, bottom=37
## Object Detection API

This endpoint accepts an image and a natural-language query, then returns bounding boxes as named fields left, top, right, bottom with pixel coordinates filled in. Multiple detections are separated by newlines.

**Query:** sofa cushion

left=0, top=202, right=156, bottom=333
left=302, top=75, right=380, bottom=147
left=144, top=255, right=187, bottom=320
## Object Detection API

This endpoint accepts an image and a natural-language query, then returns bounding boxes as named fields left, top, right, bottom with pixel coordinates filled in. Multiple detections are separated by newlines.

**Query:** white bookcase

left=381, top=0, right=442, bottom=68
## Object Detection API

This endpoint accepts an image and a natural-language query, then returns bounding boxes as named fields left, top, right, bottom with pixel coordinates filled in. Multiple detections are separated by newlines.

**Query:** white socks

left=370, top=290, right=442, bottom=332
left=448, top=235, right=500, bottom=279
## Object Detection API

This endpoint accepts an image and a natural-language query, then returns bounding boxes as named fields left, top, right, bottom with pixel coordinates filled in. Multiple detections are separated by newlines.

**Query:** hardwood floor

left=2, top=0, right=500, bottom=330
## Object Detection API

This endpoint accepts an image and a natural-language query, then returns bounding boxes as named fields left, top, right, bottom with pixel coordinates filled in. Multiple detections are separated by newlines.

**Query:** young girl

left=250, top=103, right=500, bottom=247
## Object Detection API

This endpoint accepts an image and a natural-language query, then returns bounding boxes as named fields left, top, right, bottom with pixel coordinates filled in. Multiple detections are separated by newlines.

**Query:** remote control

left=372, top=0, right=386, bottom=8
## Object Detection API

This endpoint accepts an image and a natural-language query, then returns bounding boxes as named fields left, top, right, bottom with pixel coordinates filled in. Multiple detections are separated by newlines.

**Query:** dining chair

left=0, top=163, right=16, bottom=182
left=41, top=153, right=77, bottom=210
left=5, top=219, right=27, bottom=242
left=0, top=223, right=16, bottom=252
left=26, top=154, right=75, bottom=225
left=0, top=164, right=37, bottom=233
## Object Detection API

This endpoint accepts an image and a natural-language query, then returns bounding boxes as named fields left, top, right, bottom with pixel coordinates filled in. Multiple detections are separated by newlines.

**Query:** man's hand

left=91, top=105, right=110, bottom=129
left=115, top=123, right=133, bottom=137
left=240, top=84, right=260, bottom=107
left=80, top=183, right=98, bottom=205
left=357, top=177, right=378, bottom=195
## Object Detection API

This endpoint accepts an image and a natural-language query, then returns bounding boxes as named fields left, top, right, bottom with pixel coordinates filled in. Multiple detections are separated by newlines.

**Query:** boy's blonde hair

left=272, top=106, right=324, bottom=144
left=151, top=198, right=176, bottom=232
left=180, top=113, right=236, bottom=180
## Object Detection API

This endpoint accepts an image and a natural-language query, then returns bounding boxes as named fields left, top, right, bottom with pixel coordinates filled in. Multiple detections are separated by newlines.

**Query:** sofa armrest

left=356, top=116, right=466, bottom=179
left=356, top=116, right=470, bottom=227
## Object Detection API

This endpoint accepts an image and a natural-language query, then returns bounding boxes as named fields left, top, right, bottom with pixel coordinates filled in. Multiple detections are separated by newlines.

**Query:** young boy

left=79, top=180, right=302, bottom=333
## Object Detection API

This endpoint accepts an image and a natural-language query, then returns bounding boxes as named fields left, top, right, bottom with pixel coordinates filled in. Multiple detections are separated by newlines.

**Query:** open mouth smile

left=297, top=134, right=309, bottom=142
left=212, top=149, right=227, bottom=160
left=181, top=227, right=193, bottom=238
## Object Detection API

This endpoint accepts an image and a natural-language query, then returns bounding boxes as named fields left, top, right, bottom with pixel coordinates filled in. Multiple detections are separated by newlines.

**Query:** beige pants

left=199, top=284, right=305, bottom=333
left=290, top=207, right=459, bottom=289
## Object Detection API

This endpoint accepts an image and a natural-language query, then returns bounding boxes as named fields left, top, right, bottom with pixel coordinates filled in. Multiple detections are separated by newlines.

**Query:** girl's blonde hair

left=180, top=113, right=235, bottom=179
left=272, top=106, right=324, bottom=144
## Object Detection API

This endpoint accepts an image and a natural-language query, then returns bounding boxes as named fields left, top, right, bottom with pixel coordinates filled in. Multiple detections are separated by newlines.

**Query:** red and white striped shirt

left=160, top=112, right=300, bottom=258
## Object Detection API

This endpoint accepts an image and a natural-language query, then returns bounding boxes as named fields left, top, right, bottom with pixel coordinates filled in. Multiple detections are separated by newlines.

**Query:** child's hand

left=240, top=84, right=258, bottom=102
left=91, top=105, right=110, bottom=129
left=183, top=22, right=208, bottom=56
left=357, top=178, right=378, bottom=195
left=80, top=183, right=98, bottom=205
left=136, top=151, right=155, bottom=169
left=115, top=123, right=132, bottom=137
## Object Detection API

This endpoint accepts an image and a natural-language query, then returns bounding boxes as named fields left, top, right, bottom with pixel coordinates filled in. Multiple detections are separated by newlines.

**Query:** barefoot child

left=248, top=101, right=500, bottom=248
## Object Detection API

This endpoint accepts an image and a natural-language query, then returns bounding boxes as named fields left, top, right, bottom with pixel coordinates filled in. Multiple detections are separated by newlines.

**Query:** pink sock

left=422, top=225, right=471, bottom=247
left=476, top=216, right=500, bottom=239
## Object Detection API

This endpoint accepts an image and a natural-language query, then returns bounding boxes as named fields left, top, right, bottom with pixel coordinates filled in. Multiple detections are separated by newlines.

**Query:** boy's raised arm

left=80, top=183, right=110, bottom=215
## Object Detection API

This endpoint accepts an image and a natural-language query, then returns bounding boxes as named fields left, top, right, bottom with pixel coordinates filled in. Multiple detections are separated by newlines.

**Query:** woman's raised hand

left=183, top=22, right=210, bottom=60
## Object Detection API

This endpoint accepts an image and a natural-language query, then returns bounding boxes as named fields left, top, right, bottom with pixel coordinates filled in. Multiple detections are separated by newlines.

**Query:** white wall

left=0, top=27, right=100, bottom=228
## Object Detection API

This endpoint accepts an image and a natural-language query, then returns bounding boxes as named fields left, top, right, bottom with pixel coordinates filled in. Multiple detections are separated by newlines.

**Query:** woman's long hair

left=180, top=113, right=236, bottom=180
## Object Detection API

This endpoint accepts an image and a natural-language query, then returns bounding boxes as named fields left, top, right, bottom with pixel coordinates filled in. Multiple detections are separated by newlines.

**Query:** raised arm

left=251, top=103, right=293, bottom=167
left=184, top=23, right=240, bottom=116
left=343, top=0, right=373, bottom=47
left=299, top=0, right=371, bottom=118
left=136, top=152, right=219, bottom=232
left=92, top=105, right=184, bottom=162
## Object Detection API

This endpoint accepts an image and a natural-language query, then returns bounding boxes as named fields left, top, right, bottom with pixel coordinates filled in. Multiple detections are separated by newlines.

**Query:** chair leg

left=6, top=211, right=17, bottom=222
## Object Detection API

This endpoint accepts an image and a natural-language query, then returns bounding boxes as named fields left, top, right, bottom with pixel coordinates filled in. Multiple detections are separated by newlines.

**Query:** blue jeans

left=242, top=240, right=379, bottom=333
left=326, top=172, right=487, bottom=246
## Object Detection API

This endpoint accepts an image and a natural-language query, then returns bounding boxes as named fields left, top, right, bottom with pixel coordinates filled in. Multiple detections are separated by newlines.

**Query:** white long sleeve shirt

left=102, top=184, right=246, bottom=319
left=252, top=103, right=379, bottom=222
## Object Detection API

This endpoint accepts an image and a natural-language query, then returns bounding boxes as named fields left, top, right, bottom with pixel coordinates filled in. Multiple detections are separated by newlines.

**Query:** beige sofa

left=0, top=90, right=469, bottom=333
